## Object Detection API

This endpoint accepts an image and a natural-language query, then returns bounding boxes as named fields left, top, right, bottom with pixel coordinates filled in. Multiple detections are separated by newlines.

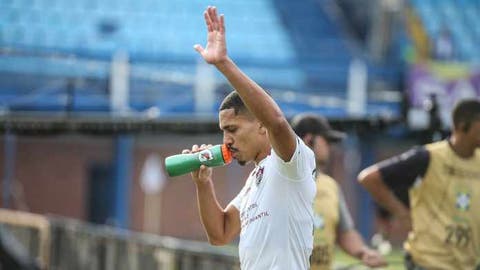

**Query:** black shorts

left=404, top=253, right=426, bottom=270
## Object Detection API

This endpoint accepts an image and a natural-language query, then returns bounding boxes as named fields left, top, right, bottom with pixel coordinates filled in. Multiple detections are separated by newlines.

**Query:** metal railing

left=0, top=209, right=239, bottom=270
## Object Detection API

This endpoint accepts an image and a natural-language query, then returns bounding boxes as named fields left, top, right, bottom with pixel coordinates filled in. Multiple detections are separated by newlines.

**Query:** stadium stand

left=0, top=0, right=401, bottom=122
left=409, top=0, right=480, bottom=63
left=0, top=0, right=293, bottom=64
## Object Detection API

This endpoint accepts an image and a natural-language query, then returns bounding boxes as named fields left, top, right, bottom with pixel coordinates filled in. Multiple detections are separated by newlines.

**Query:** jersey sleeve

left=227, top=192, right=241, bottom=210
left=271, top=137, right=316, bottom=181
left=377, top=146, right=430, bottom=190
left=337, top=188, right=355, bottom=232
left=227, top=178, right=250, bottom=210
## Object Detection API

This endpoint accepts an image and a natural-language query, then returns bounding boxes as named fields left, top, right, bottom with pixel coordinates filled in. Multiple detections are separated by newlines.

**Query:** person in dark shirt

left=358, top=99, right=480, bottom=270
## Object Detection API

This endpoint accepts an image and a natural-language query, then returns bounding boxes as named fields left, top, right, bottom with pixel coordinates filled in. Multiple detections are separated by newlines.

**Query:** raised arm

left=194, top=6, right=297, bottom=161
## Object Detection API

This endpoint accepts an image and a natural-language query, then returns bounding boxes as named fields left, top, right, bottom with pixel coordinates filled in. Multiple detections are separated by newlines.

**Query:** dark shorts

left=404, top=253, right=426, bottom=270
left=405, top=253, right=480, bottom=270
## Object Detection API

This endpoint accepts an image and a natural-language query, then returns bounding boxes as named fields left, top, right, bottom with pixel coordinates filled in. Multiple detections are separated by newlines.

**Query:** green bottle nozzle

left=165, top=144, right=232, bottom=177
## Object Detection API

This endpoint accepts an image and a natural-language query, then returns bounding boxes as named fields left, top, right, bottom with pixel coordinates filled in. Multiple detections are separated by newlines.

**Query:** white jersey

left=228, top=138, right=316, bottom=270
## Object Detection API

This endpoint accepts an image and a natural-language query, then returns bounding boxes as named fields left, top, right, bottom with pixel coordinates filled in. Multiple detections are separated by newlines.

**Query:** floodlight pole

left=194, top=59, right=215, bottom=114
left=109, top=50, right=133, bottom=228
left=110, top=51, right=130, bottom=115
left=112, top=135, right=133, bottom=229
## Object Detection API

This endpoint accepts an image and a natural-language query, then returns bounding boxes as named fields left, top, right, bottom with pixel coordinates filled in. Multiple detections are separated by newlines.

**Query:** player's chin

left=232, top=151, right=249, bottom=166
left=236, top=159, right=247, bottom=166
left=234, top=156, right=247, bottom=166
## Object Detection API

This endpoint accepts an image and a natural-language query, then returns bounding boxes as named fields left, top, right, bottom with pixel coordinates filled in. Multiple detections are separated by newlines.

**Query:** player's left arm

left=194, top=6, right=296, bottom=162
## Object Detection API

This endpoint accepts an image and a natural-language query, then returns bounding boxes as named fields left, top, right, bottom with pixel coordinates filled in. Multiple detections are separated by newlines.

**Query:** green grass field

left=334, top=248, right=405, bottom=270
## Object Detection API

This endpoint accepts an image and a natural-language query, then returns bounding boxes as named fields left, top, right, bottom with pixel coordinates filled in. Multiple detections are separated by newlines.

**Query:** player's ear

left=303, top=133, right=314, bottom=147
left=258, top=121, right=267, bottom=135
left=459, top=121, right=469, bottom=133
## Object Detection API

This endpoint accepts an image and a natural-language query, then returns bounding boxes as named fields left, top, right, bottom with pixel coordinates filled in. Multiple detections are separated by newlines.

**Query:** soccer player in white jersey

left=181, top=6, right=317, bottom=270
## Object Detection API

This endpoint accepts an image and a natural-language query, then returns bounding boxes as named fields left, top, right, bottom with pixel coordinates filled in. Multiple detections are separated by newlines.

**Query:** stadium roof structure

left=0, top=110, right=401, bottom=136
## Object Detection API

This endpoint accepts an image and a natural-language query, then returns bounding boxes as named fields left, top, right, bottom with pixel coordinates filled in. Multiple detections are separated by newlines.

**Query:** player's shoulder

left=278, top=136, right=315, bottom=166
left=316, top=173, right=336, bottom=183
left=424, top=140, right=457, bottom=161
left=424, top=140, right=449, bottom=152
left=398, top=144, right=430, bottom=162
left=378, top=144, right=430, bottom=175
left=269, top=136, right=314, bottom=163
left=298, top=137, right=316, bottom=163
left=315, top=173, right=339, bottom=190
left=475, top=148, right=480, bottom=159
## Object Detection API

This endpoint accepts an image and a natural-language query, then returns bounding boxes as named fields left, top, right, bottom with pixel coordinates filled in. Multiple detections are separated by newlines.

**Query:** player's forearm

left=215, top=58, right=285, bottom=130
left=367, top=183, right=407, bottom=217
left=215, top=58, right=296, bottom=160
left=358, top=168, right=409, bottom=217
left=338, top=230, right=368, bottom=259
left=195, top=181, right=229, bottom=245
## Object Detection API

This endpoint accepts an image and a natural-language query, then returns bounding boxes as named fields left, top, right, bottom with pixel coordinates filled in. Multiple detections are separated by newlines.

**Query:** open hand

left=361, top=248, right=388, bottom=268
left=193, top=6, right=228, bottom=65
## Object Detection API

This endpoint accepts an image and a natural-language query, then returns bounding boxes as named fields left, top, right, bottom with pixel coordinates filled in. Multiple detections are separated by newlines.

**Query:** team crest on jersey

left=313, top=214, right=325, bottom=230
left=198, top=149, right=213, bottom=162
left=255, top=166, right=264, bottom=185
left=455, top=192, right=471, bottom=211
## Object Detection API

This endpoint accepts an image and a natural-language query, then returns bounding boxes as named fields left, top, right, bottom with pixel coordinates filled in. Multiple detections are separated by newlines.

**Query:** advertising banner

left=407, top=62, right=480, bottom=127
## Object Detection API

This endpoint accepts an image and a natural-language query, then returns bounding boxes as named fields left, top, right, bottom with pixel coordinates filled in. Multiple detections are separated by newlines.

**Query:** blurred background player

left=358, top=98, right=480, bottom=270
left=291, top=114, right=387, bottom=269
left=183, top=6, right=316, bottom=269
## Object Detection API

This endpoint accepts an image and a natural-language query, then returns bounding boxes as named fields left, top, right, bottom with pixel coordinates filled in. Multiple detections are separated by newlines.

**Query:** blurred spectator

left=426, top=93, right=443, bottom=142
left=291, top=114, right=387, bottom=269
left=432, top=26, right=455, bottom=61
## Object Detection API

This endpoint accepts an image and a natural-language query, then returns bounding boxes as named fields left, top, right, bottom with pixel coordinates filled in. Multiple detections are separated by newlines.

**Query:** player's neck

left=449, top=135, right=475, bottom=158
left=254, top=146, right=271, bottom=165
left=316, top=162, right=327, bottom=173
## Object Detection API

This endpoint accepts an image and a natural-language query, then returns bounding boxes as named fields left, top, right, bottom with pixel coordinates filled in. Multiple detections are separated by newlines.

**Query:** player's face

left=312, top=135, right=330, bottom=167
left=219, top=109, right=262, bottom=166
left=465, top=119, right=480, bottom=148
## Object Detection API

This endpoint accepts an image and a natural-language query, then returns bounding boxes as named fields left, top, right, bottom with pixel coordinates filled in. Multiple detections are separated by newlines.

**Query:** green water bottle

left=165, top=144, right=233, bottom=177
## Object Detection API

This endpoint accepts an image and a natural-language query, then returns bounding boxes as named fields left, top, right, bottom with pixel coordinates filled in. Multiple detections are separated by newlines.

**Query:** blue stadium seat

left=0, top=0, right=295, bottom=66
left=0, top=0, right=400, bottom=118
left=410, top=0, right=480, bottom=63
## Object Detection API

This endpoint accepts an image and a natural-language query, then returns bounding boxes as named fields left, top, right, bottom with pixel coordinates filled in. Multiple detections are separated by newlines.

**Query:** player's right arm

left=357, top=146, right=430, bottom=230
left=194, top=6, right=297, bottom=163
left=357, top=167, right=411, bottom=229
left=183, top=145, right=241, bottom=245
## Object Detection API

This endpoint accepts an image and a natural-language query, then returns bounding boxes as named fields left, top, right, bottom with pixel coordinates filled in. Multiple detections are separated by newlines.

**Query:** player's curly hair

left=452, top=98, right=480, bottom=132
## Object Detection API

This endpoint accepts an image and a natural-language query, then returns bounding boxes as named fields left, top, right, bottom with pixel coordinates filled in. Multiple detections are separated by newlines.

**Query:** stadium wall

left=0, top=134, right=251, bottom=241
left=0, top=132, right=415, bottom=245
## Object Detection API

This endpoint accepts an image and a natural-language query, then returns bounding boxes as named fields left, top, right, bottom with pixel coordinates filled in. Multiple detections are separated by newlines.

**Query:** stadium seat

left=410, top=0, right=480, bottom=63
